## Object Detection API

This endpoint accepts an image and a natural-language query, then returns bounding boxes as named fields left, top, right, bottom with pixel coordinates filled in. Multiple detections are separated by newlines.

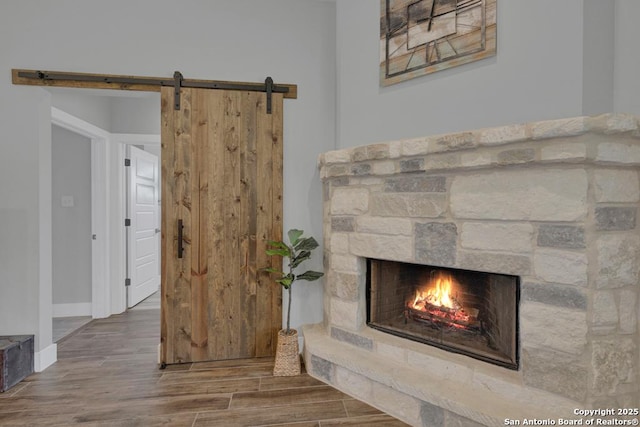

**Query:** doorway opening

left=49, top=94, right=161, bottom=344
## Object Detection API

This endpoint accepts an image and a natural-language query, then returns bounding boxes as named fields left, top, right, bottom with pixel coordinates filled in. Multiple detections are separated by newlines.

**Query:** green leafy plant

left=264, top=229, right=324, bottom=334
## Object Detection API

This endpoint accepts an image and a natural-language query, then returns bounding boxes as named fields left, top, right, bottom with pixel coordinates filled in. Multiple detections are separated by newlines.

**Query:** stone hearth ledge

left=318, top=113, right=640, bottom=170
left=303, top=323, right=580, bottom=426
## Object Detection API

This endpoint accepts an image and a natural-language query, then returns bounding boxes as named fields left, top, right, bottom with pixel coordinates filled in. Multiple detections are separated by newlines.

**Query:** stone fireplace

left=303, top=114, right=640, bottom=426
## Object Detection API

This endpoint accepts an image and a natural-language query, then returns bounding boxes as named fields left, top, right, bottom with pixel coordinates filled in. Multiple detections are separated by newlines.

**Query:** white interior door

left=127, top=146, right=160, bottom=307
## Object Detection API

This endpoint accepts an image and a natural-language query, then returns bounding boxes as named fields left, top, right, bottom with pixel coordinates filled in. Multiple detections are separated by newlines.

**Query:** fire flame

left=411, top=272, right=459, bottom=310
left=407, top=271, right=475, bottom=329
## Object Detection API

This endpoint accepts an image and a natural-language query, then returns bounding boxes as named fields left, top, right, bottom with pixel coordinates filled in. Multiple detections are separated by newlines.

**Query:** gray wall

left=614, top=0, right=640, bottom=113
left=51, top=88, right=161, bottom=135
left=51, top=89, right=113, bottom=132
left=582, top=0, right=615, bottom=115
left=0, top=0, right=336, bottom=354
left=110, top=95, right=161, bottom=134
left=335, top=0, right=640, bottom=148
left=51, top=125, right=92, bottom=306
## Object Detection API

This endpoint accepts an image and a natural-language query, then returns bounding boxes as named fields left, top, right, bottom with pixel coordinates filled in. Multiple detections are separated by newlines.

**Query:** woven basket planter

left=273, top=329, right=300, bottom=376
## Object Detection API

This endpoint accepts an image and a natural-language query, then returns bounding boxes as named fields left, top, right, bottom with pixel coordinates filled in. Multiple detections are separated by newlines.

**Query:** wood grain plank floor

left=0, top=308, right=409, bottom=426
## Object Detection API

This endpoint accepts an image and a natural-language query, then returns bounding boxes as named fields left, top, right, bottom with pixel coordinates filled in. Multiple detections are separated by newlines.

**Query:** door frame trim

left=51, top=107, right=111, bottom=319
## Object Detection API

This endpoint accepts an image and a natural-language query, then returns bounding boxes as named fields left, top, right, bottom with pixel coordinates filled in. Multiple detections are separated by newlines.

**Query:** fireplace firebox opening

left=366, top=259, right=520, bottom=370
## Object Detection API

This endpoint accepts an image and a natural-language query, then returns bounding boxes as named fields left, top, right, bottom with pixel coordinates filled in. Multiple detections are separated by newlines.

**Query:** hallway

left=0, top=307, right=409, bottom=426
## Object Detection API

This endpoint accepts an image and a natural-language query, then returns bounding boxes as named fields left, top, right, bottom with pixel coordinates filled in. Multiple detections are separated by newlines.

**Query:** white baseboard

left=35, top=343, right=57, bottom=372
left=53, top=302, right=92, bottom=318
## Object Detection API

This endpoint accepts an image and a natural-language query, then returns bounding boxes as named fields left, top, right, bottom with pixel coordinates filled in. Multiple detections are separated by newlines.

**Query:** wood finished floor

left=0, top=308, right=410, bottom=426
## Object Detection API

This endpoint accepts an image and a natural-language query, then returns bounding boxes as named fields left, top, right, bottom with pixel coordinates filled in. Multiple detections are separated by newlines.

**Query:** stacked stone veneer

left=303, top=114, right=640, bottom=427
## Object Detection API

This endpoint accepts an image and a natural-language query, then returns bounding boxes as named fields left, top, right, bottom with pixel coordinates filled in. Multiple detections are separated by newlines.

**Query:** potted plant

left=264, top=229, right=324, bottom=376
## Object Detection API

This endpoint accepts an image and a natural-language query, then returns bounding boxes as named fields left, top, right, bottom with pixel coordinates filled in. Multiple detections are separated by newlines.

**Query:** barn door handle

left=177, top=219, right=184, bottom=259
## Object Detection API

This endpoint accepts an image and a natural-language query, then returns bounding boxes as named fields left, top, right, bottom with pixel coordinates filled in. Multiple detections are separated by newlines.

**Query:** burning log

left=406, top=303, right=480, bottom=330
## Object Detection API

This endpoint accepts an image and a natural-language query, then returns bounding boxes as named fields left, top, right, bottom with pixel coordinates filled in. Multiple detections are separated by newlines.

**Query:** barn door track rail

left=12, top=69, right=296, bottom=114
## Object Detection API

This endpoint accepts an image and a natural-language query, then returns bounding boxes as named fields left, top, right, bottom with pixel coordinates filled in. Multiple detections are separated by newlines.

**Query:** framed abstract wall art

left=380, top=0, right=497, bottom=86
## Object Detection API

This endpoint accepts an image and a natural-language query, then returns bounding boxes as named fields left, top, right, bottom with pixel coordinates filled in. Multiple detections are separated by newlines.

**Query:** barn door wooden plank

left=221, top=91, right=242, bottom=359
left=269, top=93, right=285, bottom=351
left=161, top=86, right=195, bottom=364
left=191, top=88, right=209, bottom=361
left=255, top=92, right=284, bottom=356
left=255, top=92, right=274, bottom=355
left=160, top=88, right=173, bottom=364
left=205, top=90, right=226, bottom=360
left=239, top=91, right=259, bottom=357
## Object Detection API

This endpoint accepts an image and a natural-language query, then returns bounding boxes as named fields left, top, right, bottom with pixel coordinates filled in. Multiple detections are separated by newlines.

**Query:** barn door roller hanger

left=171, top=71, right=277, bottom=113
left=13, top=69, right=296, bottom=114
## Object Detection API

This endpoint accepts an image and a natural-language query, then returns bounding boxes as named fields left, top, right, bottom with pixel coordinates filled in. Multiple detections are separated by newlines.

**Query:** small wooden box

left=0, top=335, right=34, bottom=392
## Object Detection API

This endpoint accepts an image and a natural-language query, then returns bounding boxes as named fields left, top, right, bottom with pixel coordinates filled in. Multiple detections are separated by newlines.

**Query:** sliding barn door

left=160, top=86, right=283, bottom=364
